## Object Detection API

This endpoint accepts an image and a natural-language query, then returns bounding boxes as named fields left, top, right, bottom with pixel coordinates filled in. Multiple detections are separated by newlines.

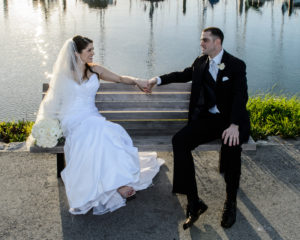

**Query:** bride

left=34, top=35, right=164, bottom=215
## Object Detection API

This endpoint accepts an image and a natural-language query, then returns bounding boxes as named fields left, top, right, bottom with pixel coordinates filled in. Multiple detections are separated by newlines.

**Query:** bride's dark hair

left=72, top=35, right=99, bottom=80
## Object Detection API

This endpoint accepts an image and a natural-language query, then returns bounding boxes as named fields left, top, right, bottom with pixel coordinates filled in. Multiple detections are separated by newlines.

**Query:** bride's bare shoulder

left=89, top=63, right=104, bottom=75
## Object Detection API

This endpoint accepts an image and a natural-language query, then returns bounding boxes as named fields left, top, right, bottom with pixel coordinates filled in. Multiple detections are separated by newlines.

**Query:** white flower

left=38, top=128, right=45, bottom=136
left=218, top=63, right=225, bottom=70
left=50, top=127, right=62, bottom=137
left=31, top=118, right=63, bottom=148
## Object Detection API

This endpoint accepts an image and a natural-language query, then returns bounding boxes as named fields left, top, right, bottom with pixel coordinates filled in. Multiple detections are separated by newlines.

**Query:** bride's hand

left=136, top=79, right=151, bottom=93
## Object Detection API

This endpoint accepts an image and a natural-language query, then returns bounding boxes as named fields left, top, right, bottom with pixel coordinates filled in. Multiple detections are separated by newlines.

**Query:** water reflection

left=209, top=0, right=220, bottom=7
left=143, top=0, right=164, bottom=19
left=142, top=0, right=165, bottom=76
left=238, top=0, right=244, bottom=15
left=245, top=0, right=266, bottom=12
left=143, top=0, right=165, bottom=2
left=3, top=0, right=8, bottom=18
left=1, top=0, right=300, bottom=121
left=32, top=0, right=66, bottom=20
left=82, top=0, right=116, bottom=9
left=282, top=0, right=300, bottom=16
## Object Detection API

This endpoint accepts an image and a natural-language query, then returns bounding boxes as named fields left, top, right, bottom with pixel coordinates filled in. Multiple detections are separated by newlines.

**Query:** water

left=0, top=0, right=299, bottom=121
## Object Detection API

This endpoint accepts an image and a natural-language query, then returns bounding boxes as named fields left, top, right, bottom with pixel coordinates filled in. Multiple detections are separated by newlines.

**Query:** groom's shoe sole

left=183, top=202, right=208, bottom=230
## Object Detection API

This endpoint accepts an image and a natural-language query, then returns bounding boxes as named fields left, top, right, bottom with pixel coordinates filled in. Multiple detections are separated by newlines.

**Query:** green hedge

left=0, top=95, right=299, bottom=143
left=0, top=121, right=34, bottom=143
left=247, top=95, right=299, bottom=140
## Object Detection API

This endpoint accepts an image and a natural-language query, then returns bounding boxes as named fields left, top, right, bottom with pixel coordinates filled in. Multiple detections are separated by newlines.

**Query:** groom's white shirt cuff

left=156, top=77, right=162, bottom=85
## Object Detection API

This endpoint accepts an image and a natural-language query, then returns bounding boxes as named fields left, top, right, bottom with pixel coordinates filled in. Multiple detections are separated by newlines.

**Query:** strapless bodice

left=60, top=74, right=102, bottom=136
left=64, top=74, right=100, bottom=113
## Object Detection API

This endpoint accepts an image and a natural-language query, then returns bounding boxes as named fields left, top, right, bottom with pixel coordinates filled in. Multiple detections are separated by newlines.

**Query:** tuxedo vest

left=202, top=65, right=218, bottom=110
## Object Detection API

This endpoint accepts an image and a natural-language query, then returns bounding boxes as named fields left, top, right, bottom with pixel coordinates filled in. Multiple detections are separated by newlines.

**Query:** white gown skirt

left=61, top=114, right=164, bottom=215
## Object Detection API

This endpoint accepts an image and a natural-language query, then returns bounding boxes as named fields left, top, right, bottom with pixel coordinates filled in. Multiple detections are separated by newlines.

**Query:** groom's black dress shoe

left=183, top=199, right=208, bottom=230
left=221, top=200, right=237, bottom=228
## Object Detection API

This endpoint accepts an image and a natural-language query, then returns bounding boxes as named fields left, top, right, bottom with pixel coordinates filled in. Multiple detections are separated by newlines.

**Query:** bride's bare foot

left=117, top=186, right=136, bottom=198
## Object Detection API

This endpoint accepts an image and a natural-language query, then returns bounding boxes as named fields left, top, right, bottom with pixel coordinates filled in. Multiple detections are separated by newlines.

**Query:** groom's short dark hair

left=203, top=27, right=224, bottom=44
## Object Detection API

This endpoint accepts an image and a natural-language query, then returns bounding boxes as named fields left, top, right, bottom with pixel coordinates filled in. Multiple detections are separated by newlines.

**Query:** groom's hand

left=147, top=77, right=157, bottom=93
left=222, top=124, right=239, bottom=146
left=136, top=79, right=151, bottom=93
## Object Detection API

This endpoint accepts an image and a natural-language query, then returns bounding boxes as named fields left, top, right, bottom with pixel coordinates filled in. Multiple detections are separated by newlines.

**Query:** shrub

left=247, top=95, right=300, bottom=140
left=0, top=120, right=34, bottom=143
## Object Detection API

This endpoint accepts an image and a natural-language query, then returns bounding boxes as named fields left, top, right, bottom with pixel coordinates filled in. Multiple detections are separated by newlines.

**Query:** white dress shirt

left=208, top=48, right=224, bottom=113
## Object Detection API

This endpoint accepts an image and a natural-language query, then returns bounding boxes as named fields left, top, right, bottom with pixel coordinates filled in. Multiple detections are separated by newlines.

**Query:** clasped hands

left=135, top=77, right=157, bottom=94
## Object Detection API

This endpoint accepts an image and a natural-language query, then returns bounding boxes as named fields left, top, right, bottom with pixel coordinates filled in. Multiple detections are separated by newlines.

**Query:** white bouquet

left=31, top=118, right=63, bottom=148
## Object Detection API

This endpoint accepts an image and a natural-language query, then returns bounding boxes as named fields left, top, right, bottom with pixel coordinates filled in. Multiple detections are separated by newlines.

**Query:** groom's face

left=200, top=31, right=218, bottom=57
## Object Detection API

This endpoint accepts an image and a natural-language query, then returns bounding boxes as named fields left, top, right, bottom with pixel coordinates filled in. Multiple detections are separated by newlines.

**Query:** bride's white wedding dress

left=60, top=74, right=164, bottom=215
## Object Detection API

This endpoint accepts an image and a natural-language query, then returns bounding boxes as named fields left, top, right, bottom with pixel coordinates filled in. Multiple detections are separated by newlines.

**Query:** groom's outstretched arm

left=147, top=66, right=193, bottom=93
left=159, top=65, right=193, bottom=85
left=147, top=58, right=199, bottom=92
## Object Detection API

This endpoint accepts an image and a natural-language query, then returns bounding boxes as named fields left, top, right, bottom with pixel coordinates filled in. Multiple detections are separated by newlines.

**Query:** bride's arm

left=91, top=64, right=149, bottom=91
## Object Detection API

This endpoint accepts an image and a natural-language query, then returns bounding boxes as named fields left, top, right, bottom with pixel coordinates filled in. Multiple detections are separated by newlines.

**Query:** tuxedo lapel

left=193, top=56, right=209, bottom=88
left=216, top=50, right=229, bottom=84
left=199, top=57, right=209, bottom=78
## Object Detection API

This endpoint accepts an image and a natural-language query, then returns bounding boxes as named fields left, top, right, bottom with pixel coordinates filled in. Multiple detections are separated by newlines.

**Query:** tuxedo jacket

left=159, top=50, right=250, bottom=143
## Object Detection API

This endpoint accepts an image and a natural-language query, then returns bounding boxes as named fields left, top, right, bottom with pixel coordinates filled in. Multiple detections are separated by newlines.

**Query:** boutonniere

left=218, top=63, right=225, bottom=70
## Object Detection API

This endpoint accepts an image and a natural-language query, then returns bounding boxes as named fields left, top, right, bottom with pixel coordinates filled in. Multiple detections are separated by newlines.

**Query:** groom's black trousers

left=172, top=113, right=242, bottom=201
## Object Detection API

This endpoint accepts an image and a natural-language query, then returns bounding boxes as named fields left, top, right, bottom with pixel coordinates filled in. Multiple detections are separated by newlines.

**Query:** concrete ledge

left=0, top=142, right=26, bottom=152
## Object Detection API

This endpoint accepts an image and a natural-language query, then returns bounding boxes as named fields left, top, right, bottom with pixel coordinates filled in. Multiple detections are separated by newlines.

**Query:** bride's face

left=79, top=43, right=94, bottom=64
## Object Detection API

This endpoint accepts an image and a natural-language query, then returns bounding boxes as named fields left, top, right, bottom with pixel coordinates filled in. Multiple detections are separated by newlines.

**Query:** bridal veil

left=36, top=39, right=84, bottom=122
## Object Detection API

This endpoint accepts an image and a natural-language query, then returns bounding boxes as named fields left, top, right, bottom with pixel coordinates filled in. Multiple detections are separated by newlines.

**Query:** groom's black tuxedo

left=160, top=50, right=250, bottom=143
left=159, top=50, right=250, bottom=200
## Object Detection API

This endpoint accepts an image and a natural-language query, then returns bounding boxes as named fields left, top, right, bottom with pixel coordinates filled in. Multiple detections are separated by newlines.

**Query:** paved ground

left=0, top=137, right=299, bottom=240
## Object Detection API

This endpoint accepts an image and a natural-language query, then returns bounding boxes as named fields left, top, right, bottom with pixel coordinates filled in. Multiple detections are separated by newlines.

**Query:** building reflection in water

left=32, top=0, right=67, bottom=20
left=282, top=0, right=300, bottom=16
left=142, top=0, right=164, bottom=19
left=82, top=0, right=116, bottom=9
left=183, top=0, right=186, bottom=14
left=238, top=0, right=244, bottom=15
left=2, top=0, right=8, bottom=18
left=245, top=0, right=266, bottom=12
left=81, top=0, right=117, bottom=65
left=142, top=0, right=165, bottom=77
left=209, top=0, right=220, bottom=7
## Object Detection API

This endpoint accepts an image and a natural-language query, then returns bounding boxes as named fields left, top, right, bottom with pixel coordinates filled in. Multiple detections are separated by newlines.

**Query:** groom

left=147, top=27, right=250, bottom=229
